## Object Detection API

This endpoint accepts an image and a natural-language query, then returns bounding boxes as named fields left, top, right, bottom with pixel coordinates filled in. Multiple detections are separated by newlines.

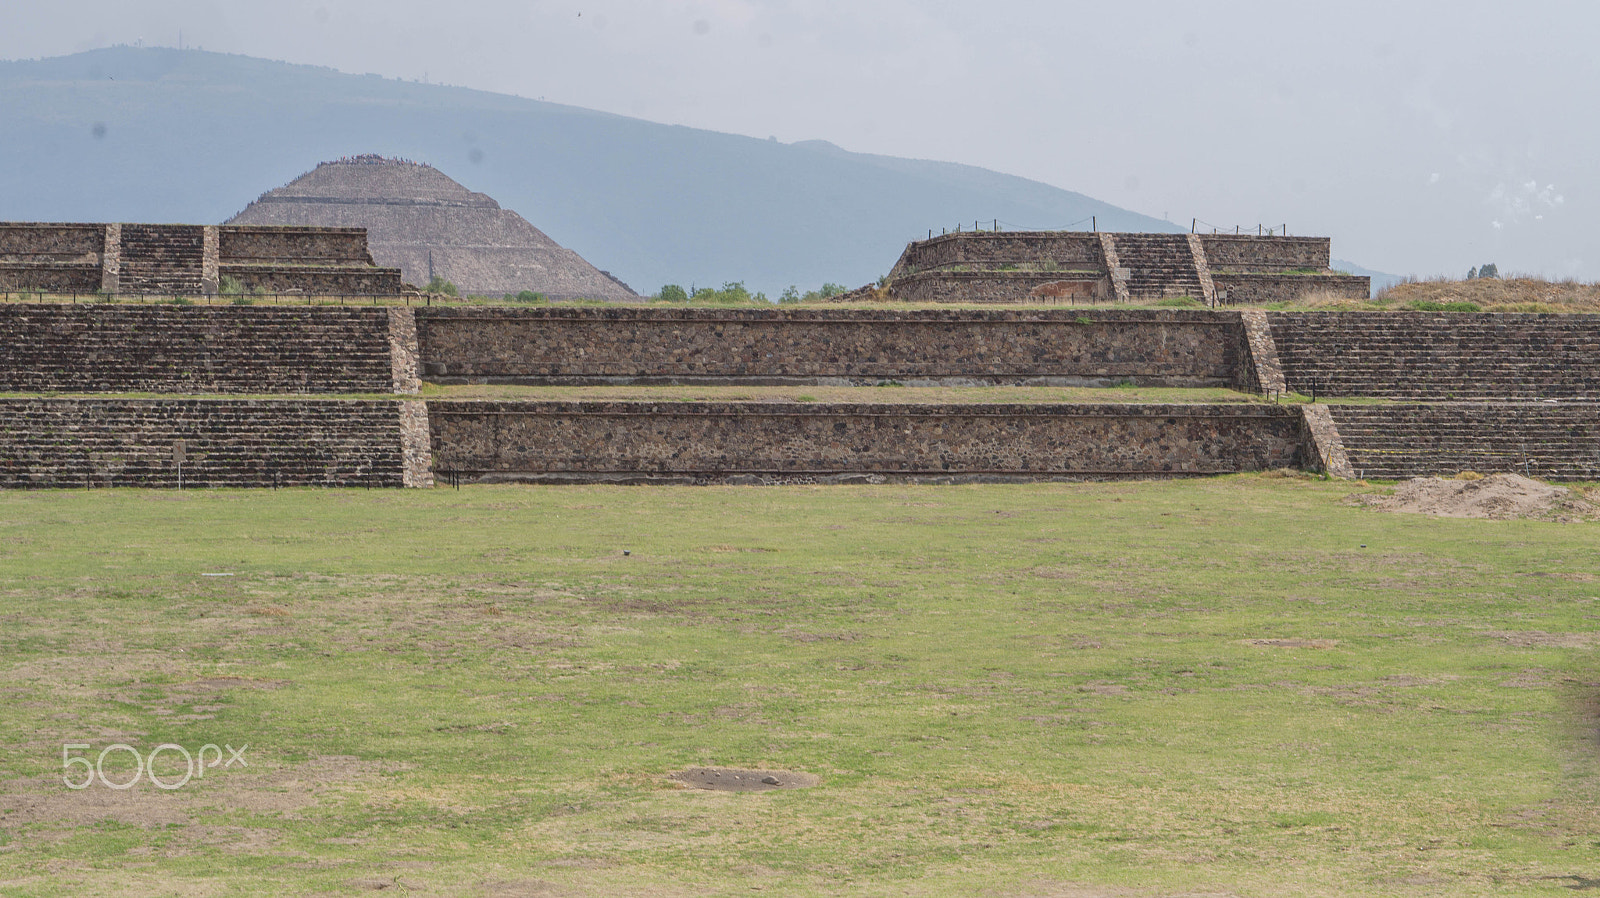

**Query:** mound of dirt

left=1360, top=474, right=1599, bottom=521
left=668, top=767, right=819, bottom=792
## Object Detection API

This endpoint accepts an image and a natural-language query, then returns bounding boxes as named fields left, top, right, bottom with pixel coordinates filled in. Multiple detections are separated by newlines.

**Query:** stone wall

left=428, top=401, right=1307, bottom=483
left=219, top=226, right=374, bottom=264
left=387, top=308, right=423, bottom=394
left=884, top=231, right=1365, bottom=306
left=215, top=264, right=405, bottom=295
left=0, top=223, right=105, bottom=292
left=415, top=307, right=1255, bottom=387
left=0, top=263, right=102, bottom=292
left=1212, top=274, right=1371, bottom=305
left=0, top=399, right=413, bottom=488
left=1198, top=235, right=1330, bottom=271
left=0, top=222, right=402, bottom=295
left=0, top=305, right=409, bottom=394
left=0, top=223, right=105, bottom=257
left=397, top=400, right=434, bottom=488
left=891, top=270, right=1111, bottom=304
left=1269, top=311, right=1600, bottom=399
left=890, top=232, right=1107, bottom=276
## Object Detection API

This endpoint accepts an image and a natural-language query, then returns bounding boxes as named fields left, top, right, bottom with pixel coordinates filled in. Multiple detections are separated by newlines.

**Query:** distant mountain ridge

left=0, top=47, right=1220, bottom=295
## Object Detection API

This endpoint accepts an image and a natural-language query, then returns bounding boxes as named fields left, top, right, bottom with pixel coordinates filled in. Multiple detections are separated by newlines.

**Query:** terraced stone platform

left=0, top=304, right=418, bottom=394
left=414, top=307, right=1257, bottom=388
left=0, top=302, right=1591, bottom=487
left=883, top=231, right=1367, bottom=306
left=1327, top=403, right=1600, bottom=481
left=0, top=399, right=430, bottom=488
left=1270, top=312, right=1600, bottom=400
left=427, top=401, right=1307, bottom=483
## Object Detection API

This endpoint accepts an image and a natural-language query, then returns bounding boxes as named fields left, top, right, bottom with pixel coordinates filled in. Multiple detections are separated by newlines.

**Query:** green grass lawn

left=0, top=477, right=1596, bottom=896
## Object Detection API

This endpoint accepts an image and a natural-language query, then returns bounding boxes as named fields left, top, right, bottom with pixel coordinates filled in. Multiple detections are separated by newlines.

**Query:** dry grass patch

left=1378, top=276, right=1600, bottom=311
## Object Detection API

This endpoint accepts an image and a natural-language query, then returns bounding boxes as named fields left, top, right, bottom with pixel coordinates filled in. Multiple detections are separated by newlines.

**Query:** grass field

left=0, top=477, right=1596, bottom=896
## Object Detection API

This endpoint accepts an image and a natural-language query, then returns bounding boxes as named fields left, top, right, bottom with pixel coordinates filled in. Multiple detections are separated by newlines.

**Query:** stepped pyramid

left=227, top=156, right=637, bottom=301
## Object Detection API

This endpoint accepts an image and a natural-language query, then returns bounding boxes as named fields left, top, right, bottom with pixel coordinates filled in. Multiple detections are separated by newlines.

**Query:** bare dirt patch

left=667, top=767, right=819, bottom=792
left=0, top=754, right=388, bottom=845
left=479, top=880, right=582, bottom=897
left=1357, top=474, right=1600, bottom=521
left=1484, top=630, right=1600, bottom=649
left=1246, top=639, right=1340, bottom=649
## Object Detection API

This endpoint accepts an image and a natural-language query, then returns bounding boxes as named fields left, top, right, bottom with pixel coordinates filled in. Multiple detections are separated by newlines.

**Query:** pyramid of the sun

left=227, top=156, right=637, bottom=301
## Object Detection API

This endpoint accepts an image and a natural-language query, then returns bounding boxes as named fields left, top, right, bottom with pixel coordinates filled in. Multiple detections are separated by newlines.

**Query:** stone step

left=1327, top=403, right=1600, bottom=479
left=0, top=305, right=400, bottom=393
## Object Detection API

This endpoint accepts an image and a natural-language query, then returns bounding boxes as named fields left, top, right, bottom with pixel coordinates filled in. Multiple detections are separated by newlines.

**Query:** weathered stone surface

left=398, top=400, right=434, bottom=488
left=219, top=226, right=374, bottom=264
left=100, top=223, right=121, bottom=292
left=214, top=264, right=405, bottom=294
left=1270, top=312, right=1600, bottom=399
left=386, top=307, right=422, bottom=394
left=227, top=156, right=637, bottom=301
left=0, top=221, right=403, bottom=295
left=0, top=263, right=101, bottom=292
left=1187, top=233, right=1218, bottom=306
left=0, top=223, right=105, bottom=292
left=1238, top=309, right=1286, bottom=394
left=416, top=307, right=1256, bottom=387
left=0, top=399, right=413, bottom=488
left=1329, top=403, right=1600, bottom=481
left=1198, top=235, right=1330, bottom=270
left=892, top=232, right=1106, bottom=275
left=428, top=401, right=1307, bottom=481
left=892, top=270, right=1110, bottom=304
left=0, top=305, right=401, bottom=394
left=1299, top=404, right=1354, bottom=478
left=119, top=224, right=205, bottom=294
left=0, top=223, right=104, bottom=257
left=1212, top=273, right=1370, bottom=305
left=881, top=231, right=1366, bottom=306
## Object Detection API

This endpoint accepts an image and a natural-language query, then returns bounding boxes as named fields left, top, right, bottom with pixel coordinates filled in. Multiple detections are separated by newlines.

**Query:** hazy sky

left=4, top=0, right=1596, bottom=279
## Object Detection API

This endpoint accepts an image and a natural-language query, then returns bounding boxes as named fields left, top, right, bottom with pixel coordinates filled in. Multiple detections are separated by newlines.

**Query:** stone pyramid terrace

left=0, top=296, right=1593, bottom=486
left=227, top=155, right=637, bottom=302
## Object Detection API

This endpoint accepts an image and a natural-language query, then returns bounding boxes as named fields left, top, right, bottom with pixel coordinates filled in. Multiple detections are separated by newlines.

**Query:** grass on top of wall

left=417, top=383, right=1269, bottom=405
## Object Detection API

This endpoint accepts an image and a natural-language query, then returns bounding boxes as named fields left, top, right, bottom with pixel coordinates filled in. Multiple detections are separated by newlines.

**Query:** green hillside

left=0, top=47, right=1178, bottom=296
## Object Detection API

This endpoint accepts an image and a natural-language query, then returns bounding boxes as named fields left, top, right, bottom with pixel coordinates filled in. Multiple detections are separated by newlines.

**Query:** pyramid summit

left=227, top=156, right=637, bottom=301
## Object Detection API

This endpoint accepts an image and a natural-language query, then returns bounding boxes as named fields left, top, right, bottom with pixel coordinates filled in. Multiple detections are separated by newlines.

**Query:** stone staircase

left=117, top=224, right=205, bottom=294
left=1328, top=403, right=1600, bottom=481
left=0, top=399, right=410, bottom=488
left=0, top=305, right=400, bottom=393
left=1107, top=234, right=1206, bottom=301
left=1270, top=312, right=1600, bottom=400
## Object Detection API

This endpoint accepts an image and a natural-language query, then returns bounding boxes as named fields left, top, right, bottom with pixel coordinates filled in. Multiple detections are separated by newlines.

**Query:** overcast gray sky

left=4, top=0, right=1596, bottom=279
